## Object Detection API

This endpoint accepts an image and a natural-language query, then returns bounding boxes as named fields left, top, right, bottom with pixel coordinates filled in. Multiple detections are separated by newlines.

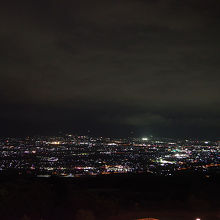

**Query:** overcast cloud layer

left=1, top=0, right=220, bottom=138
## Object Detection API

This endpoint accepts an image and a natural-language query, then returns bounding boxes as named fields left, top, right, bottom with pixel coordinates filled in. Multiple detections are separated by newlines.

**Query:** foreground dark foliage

left=0, top=173, right=219, bottom=220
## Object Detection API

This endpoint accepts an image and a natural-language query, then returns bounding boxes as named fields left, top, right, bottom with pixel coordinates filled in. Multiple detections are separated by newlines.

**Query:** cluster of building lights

left=0, top=135, right=219, bottom=178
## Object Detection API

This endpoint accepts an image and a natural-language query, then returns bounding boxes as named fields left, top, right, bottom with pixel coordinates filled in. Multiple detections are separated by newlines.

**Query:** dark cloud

left=0, top=0, right=220, bottom=138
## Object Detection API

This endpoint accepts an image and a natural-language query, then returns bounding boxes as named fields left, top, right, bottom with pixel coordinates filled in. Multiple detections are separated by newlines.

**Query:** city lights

left=0, top=135, right=219, bottom=177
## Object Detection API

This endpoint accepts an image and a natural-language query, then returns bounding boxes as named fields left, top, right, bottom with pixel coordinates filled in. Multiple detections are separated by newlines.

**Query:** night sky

left=1, top=0, right=220, bottom=138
